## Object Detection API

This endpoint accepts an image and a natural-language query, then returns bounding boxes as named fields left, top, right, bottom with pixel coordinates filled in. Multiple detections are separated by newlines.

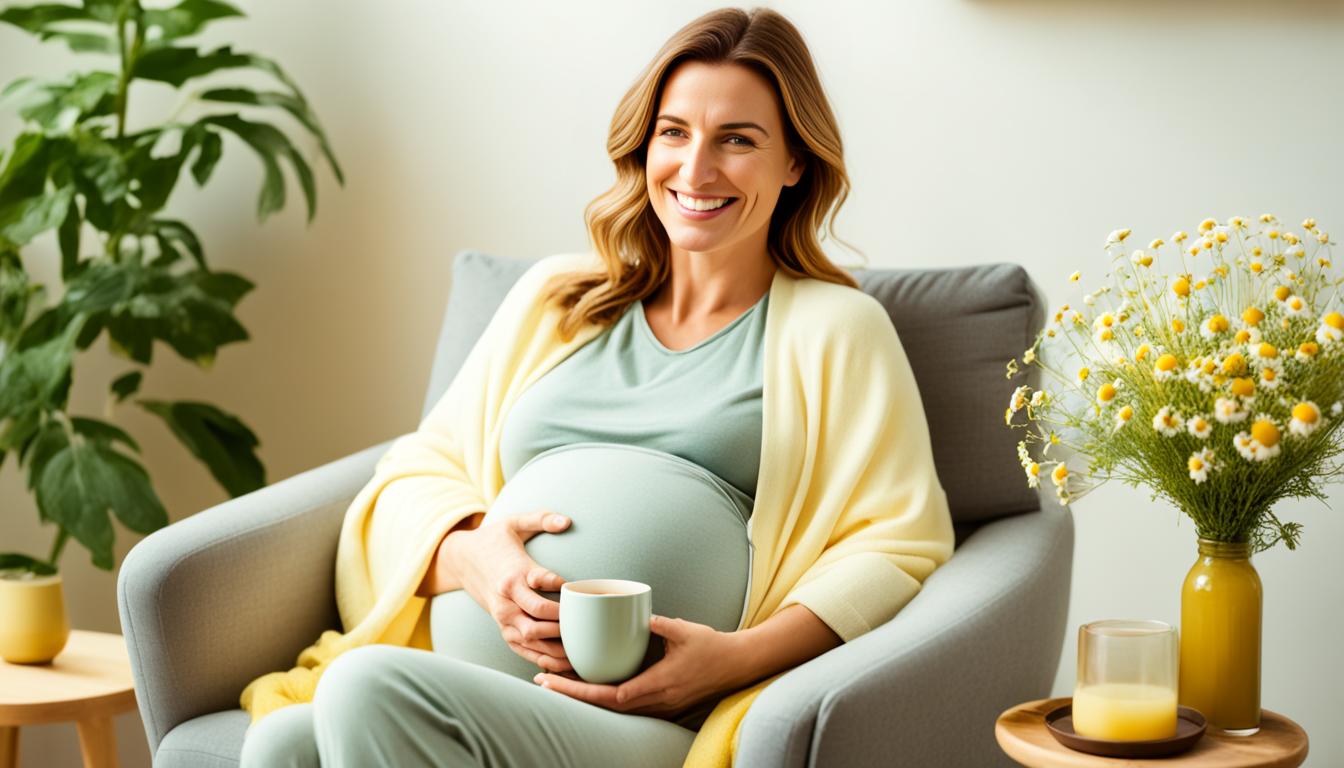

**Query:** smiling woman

left=238, top=7, right=954, bottom=768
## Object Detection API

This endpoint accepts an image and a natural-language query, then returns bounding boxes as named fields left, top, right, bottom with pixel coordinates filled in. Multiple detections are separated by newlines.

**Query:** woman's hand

left=443, top=509, right=574, bottom=673
left=533, top=615, right=747, bottom=719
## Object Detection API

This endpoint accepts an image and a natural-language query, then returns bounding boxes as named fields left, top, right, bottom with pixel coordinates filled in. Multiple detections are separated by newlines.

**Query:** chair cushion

left=154, top=709, right=250, bottom=767
left=424, top=253, right=1045, bottom=525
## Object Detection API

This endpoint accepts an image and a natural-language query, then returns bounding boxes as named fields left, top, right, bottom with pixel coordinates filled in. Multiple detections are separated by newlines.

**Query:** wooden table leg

left=75, top=716, right=117, bottom=768
left=0, top=726, right=17, bottom=768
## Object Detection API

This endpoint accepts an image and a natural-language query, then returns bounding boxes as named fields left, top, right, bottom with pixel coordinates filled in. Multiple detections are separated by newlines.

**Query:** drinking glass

left=1073, top=619, right=1179, bottom=741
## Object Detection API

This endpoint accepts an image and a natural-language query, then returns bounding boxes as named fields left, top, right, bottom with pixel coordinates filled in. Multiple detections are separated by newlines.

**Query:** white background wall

left=2, top=1, right=1340, bottom=765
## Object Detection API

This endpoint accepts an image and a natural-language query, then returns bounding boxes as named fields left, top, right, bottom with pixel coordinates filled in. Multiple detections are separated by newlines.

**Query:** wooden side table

left=0, top=630, right=138, bottom=768
left=996, top=698, right=1309, bottom=768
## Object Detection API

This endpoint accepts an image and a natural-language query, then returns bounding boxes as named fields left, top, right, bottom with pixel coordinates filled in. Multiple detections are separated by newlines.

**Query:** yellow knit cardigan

left=240, top=252, right=955, bottom=766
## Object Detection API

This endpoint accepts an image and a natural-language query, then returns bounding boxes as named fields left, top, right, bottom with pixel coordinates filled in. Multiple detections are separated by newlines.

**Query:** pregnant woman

left=239, top=7, right=954, bottom=767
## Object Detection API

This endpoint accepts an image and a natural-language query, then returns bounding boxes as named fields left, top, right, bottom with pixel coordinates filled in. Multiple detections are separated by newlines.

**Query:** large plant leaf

left=142, top=0, right=243, bottom=42
left=16, top=71, right=118, bottom=131
left=57, top=195, right=82, bottom=279
left=0, top=3, right=94, bottom=33
left=70, top=415, right=140, bottom=452
left=37, top=29, right=118, bottom=55
left=110, top=370, right=141, bottom=402
left=188, top=128, right=222, bottom=186
left=35, top=437, right=168, bottom=570
left=152, top=219, right=205, bottom=270
left=202, top=114, right=315, bottom=221
left=138, top=399, right=264, bottom=496
left=132, top=44, right=302, bottom=95
left=0, top=553, right=57, bottom=576
left=200, top=87, right=343, bottom=184
left=0, top=133, right=49, bottom=205
left=0, top=184, right=75, bottom=249
left=0, top=318, right=79, bottom=418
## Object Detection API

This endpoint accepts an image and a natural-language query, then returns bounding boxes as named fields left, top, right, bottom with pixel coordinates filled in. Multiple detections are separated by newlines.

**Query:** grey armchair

left=118, top=251, right=1072, bottom=767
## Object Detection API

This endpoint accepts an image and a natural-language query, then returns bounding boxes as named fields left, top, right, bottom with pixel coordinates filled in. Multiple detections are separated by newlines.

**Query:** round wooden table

left=0, top=630, right=138, bottom=768
left=996, top=698, right=1309, bottom=768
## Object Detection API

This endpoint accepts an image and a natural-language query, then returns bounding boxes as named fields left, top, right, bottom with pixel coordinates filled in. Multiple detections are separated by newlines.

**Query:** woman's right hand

left=442, top=510, right=573, bottom=673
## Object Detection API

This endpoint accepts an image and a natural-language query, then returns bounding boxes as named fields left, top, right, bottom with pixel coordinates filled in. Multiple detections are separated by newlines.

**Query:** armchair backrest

left=423, top=251, right=1045, bottom=526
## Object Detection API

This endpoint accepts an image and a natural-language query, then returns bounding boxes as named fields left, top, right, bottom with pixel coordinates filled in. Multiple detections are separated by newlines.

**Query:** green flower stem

left=47, top=528, right=69, bottom=570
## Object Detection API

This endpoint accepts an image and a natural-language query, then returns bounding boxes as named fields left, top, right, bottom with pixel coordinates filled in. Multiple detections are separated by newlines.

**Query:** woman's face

left=645, top=61, right=803, bottom=259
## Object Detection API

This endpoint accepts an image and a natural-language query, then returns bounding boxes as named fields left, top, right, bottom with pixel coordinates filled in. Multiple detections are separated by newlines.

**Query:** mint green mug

left=559, top=579, right=651, bottom=684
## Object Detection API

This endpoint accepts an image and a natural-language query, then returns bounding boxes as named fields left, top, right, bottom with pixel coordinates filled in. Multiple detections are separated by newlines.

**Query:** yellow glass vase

left=0, top=571, right=71, bottom=664
left=1178, top=538, right=1262, bottom=734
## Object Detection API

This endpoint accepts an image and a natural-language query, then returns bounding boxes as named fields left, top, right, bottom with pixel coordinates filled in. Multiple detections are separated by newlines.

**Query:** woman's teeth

left=675, top=191, right=732, bottom=211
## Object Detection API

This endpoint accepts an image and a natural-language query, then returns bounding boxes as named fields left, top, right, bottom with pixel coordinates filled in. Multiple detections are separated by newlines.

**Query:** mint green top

left=499, top=288, right=770, bottom=501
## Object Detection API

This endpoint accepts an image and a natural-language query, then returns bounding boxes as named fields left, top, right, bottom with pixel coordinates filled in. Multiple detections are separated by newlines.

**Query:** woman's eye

left=658, top=128, right=753, bottom=147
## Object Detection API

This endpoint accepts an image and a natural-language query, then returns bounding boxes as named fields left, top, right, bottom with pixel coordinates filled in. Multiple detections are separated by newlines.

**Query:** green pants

left=239, top=645, right=697, bottom=767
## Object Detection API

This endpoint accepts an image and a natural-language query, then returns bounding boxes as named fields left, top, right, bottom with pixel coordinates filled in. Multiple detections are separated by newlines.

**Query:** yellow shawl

left=240, top=252, right=954, bottom=766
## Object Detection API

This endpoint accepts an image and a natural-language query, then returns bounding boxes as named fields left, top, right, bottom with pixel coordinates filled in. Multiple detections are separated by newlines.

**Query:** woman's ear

left=784, top=153, right=805, bottom=188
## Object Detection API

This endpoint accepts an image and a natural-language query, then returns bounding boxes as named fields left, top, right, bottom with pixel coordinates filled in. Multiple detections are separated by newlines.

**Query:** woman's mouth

left=670, top=189, right=737, bottom=220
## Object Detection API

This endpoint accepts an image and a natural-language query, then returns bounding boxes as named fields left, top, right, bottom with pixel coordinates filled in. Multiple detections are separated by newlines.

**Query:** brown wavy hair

left=542, top=6, right=864, bottom=340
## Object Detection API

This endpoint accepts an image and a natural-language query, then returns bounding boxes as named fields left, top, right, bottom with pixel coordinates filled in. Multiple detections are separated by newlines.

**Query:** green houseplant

left=0, top=0, right=343, bottom=579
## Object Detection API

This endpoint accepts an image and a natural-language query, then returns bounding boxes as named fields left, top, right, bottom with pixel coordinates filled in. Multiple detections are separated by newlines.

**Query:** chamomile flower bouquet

left=1006, top=215, right=1344, bottom=553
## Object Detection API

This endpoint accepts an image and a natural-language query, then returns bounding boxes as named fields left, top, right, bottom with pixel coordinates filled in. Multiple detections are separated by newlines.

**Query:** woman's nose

left=678, top=138, right=719, bottom=188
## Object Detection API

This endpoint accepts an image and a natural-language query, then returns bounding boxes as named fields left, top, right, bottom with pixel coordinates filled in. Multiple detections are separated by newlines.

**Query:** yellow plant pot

left=0, top=571, right=71, bottom=664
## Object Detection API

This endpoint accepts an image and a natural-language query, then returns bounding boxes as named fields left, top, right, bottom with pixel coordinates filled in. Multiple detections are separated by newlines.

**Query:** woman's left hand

left=533, top=614, right=747, bottom=718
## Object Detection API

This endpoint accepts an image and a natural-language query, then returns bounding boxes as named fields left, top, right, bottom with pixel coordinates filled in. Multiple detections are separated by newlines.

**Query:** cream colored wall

left=2, top=1, right=1340, bottom=765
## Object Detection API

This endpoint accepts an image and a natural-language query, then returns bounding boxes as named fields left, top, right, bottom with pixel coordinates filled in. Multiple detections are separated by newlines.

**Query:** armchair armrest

left=736, top=490, right=1074, bottom=768
left=116, top=439, right=394, bottom=754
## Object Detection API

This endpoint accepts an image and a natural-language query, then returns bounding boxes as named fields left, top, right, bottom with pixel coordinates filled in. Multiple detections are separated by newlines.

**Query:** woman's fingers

left=507, top=640, right=573, bottom=673
left=509, top=510, right=570, bottom=542
left=509, top=579, right=561, bottom=621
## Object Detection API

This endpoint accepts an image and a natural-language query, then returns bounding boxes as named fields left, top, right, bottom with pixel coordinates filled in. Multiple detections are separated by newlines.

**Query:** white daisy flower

left=1316, top=312, right=1344, bottom=345
left=1017, top=440, right=1032, bottom=467
left=1288, top=402, right=1323, bottom=438
left=1083, top=293, right=1097, bottom=307
left=1051, top=463, right=1069, bottom=489
left=1257, top=358, right=1284, bottom=390
left=1187, top=414, right=1213, bottom=439
left=1296, top=342, right=1320, bottom=362
left=1187, top=448, right=1216, bottom=484
left=1199, top=314, right=1231, bottom=340
left=1214, top=397, right=1249, bottom=424
left=1114, top=404, right=1134, bottom=430
left=1232, top=326, right=1262, bottom=346
left=1153, top=353, right=1180, bottom=381
left=1009, top=386, right=1030, bottom=413
left=1234, top=418, right=1283, bottom=462
left=1284, top=295, right=1308, bottom=317
left=1249, top=342, right=1280, bottom=363
left=1152, top=406, right=1184, bottom=436
left=1030, top=390, right=1048, bottom=408
left=1096, top=381, right=1119, bottom=406
left=1333, top=402, right=1343, bottom=417
left=1025, top=462, right=1041, bottom=488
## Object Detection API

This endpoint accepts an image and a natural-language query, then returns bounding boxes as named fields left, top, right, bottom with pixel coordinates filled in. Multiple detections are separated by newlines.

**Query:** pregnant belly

left=430, top=442, right=753, bottom=686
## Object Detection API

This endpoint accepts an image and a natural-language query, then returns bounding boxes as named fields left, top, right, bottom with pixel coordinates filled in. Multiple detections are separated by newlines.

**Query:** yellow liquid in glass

left=1073, top=683, right=1178, bottom=741
left=1179, top=541, right=1262, bottom=732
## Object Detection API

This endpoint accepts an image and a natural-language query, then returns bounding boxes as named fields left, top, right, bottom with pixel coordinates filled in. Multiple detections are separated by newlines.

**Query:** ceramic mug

left=559, top=579, right=651, bottom=684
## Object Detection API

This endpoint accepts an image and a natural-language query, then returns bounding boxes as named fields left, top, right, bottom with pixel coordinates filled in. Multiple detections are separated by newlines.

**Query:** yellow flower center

left=1118, top=405, right=1134, bottom=421
left=1206, top=315, right=1229, bottom=333
left=1250, top=262, right=1263, bottom=273
left=1078, top=367, right=1091, bottom=381
left=1257, top=343, right=1278, bottom=358
left=1234, top=329, right=1252, bottom=343
left=1188, top=456, right=1205, bottom=471
left=1052, top=464, right=1069, bottom=484
left=1274, top=285, right=1291, bottom=301
left=1098, top=383, right=1117, bottom=402
left=1299, top=342, right=1319, bottom=357
left=1242, top=307, right=1265, bottom=326
left=1262, top=367, right=1277, bottom=382
left=1289, top=297, right=1304, bottom=311
left=1135, top=344, right=1151, bottom=362
left=1292, top=403, right=1319, bottom=424
left=1230, top=377, right=1255, bottom=397
left=1172, top=278, right=1191, bottom=297
left=1192, top=418, right=1208, bottom=432
left=1028, top=462, right=1041, bottom=476
left=1201, top=360, right=1217, bottom=375
left=1326, top=312, right=1344, bottom=330
left=1098, top=328, right=1114, bottom=341
left=1221, top=353, right=1247, bottom=375
left=1251, top=419, right=1280, bottom=447
left=1155, top=354, right=1178, bottom=372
